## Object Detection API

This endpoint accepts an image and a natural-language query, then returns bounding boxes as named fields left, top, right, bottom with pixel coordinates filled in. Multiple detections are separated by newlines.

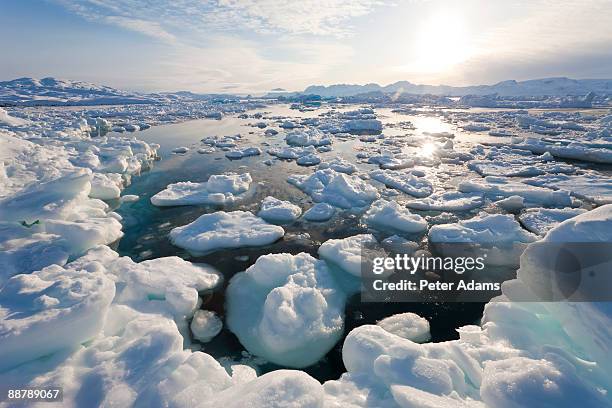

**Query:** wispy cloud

left=53, top=0, right=383, bottom=41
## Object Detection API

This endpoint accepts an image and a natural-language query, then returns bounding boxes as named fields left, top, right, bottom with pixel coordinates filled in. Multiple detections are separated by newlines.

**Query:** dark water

left=112, top=105, right=492, bottom=381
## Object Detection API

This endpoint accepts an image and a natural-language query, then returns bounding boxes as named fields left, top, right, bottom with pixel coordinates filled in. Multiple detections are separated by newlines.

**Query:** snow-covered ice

left=429, top=213, right=538, bottom=266
left=258, top=196, right=302, bottom=223
left=288, top=168, right=379, bottom=209
left=191, top=310, right=223, bottom=343
left=362, top=199, right=427, bottom=234
left=303, top=203, right=336, bottom=222
left=318, top=234, right=379, bottom=277
left=285, top=128, right=332, bottom=147
left=377, top=313, right=431, bottom=343
left=370, top=169, right=433, bottom=198
left=151, top=173, right=252, bottom=206
left=169, top=211, right=285, bottom=254
left=406, top=191, right=484, bottom=212
left=226, top=253, right=346, bottom=368
left=524, top=172, right=612, bottom=204
left=459, top=176, right=572, bottom=207
left=518, top=207, right=588, bottom=235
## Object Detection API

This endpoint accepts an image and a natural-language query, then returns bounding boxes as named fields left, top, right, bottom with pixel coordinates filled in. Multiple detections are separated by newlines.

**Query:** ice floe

left=459, top=176, right=572, bottom=207
left=226, top=253, right=346, bottom=368
left=362, top=199, right=427, bottom=234
left=318, top=234, right=378, bottom=277
left=370, top=169, right=433, bottom=198
left=429, top=213, right=538, bottom=266
left=285, top=128, right=332, bottom=147
left=377, top=313, right=431, bottom=343
left=191, top=310, right=223, bottom=343
left=169, top=211, right=284, bottom=255
left=151, top=173, right=252, bottom=206
left=258, top=196, right=302, bottom=223
left=524, top=172, right=612, bottom=204
left=518, top=207, right=587, bottom=235
left=406, top=191, right=485, bottom=212
left=303, top=203, right=336, bottom=222
left=288, top=168, right=379, bottom=209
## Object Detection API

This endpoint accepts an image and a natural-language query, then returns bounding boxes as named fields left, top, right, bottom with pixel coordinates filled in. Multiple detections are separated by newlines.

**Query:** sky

left=1, top=0, right=611, bottom=93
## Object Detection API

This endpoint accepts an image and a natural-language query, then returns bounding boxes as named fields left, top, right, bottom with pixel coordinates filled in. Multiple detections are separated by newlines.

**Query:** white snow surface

left=226, top=253, right=346, bottom=368
left=258, top=196, right=302, bottom=223
left=318, top=234, right=379, bottom=277
left=377, top=313, right=431, bottom=343
left=169, top=211, right=285, bottom=254
left=429, top=213, right=538, bottom=266
left=303, top=203, right=336, bottom=222
left=406, top=191, right=484, bottom=212
left=362, top=199, right=427, bottom=234
left=518, top=207, right=588, bottom=235
left=459, top=176, right=572, bottom=207
left=288, top=169, right=379, bottom=209
left=151, top=173, right=252, bottom=206
left=370, top=169, right=433, bottom=198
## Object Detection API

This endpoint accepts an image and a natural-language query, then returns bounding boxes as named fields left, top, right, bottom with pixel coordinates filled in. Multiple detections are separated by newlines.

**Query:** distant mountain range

left=0, top=77, right=164, bottom=106
left=303, top=77, right=612, bottom=97
left=2, top=76, right=611, bottom=106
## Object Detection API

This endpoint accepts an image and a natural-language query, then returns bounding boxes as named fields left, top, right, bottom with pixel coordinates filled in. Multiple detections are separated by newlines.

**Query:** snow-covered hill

left=0, top=77, right=162, bottom=106
left=304, top=77, right=612, bottom=97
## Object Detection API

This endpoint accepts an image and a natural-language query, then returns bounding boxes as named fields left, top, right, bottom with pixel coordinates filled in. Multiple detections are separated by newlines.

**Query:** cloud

left=53, top=0, right=384, bottom=40
left=103, top=16, right=177, bottom=43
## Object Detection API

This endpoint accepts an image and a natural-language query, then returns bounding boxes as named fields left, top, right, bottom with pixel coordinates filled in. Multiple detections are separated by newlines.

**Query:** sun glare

left=413, top=13, right=471, bottom=73
left=419, top=142, right=437, bottom=158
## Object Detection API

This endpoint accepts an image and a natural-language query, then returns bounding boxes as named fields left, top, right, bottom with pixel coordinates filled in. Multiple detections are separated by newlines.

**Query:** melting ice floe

left=151, top=173, right=252, bottom=206
left=226, top=253, right=346, bottom=368
left=169, top=211, right=285, bottom=255
left=258, top=196, right=302, bottom=224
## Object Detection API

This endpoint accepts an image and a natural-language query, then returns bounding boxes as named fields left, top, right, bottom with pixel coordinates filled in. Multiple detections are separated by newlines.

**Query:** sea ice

left=524, top=172, right=612, bottom=204
left=225, top=147, right=261, bottom=159
left=258, top=196, right=302, bottom=223
left=172, top=146, right=190, bottom=154
left=90, top=172, right=123, bottom=200
left=303, top=203, right=336, bottom=222
left=318, top=234, right=378, bottom=277
left=377, top=313, right=431, bottom=343
left=518, top=207, right=588, bottom=235
left=285, top=128, right=332, bottom=147
left=459, top=176, right=572, bottom=207
left=406, top=191, right=484, bottom=212
left=226, top=253, right=346, bottom=368
left=370, top=169, right=433, bottom=198
left=296, top=153, right=321, bottom=166
left=191, top=310, right=223, bottom=343
left=343, top=119, right=383, bottom=133
left=151, top=173, right=252, bottom=206
left=318, top=156, right=357, bottom=174
left=0, top=259, right=115, bottom=371
left=288, top=168, right=379, bottom=209
left=169, top=211, right=284, bottom=254
left=362, top=199, right=427, bottom=234
left=429, top=213, right=538, bottom=266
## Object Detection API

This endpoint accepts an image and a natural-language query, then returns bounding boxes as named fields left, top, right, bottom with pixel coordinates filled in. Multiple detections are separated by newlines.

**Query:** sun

left=412, top=13, right=471, bottom=73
